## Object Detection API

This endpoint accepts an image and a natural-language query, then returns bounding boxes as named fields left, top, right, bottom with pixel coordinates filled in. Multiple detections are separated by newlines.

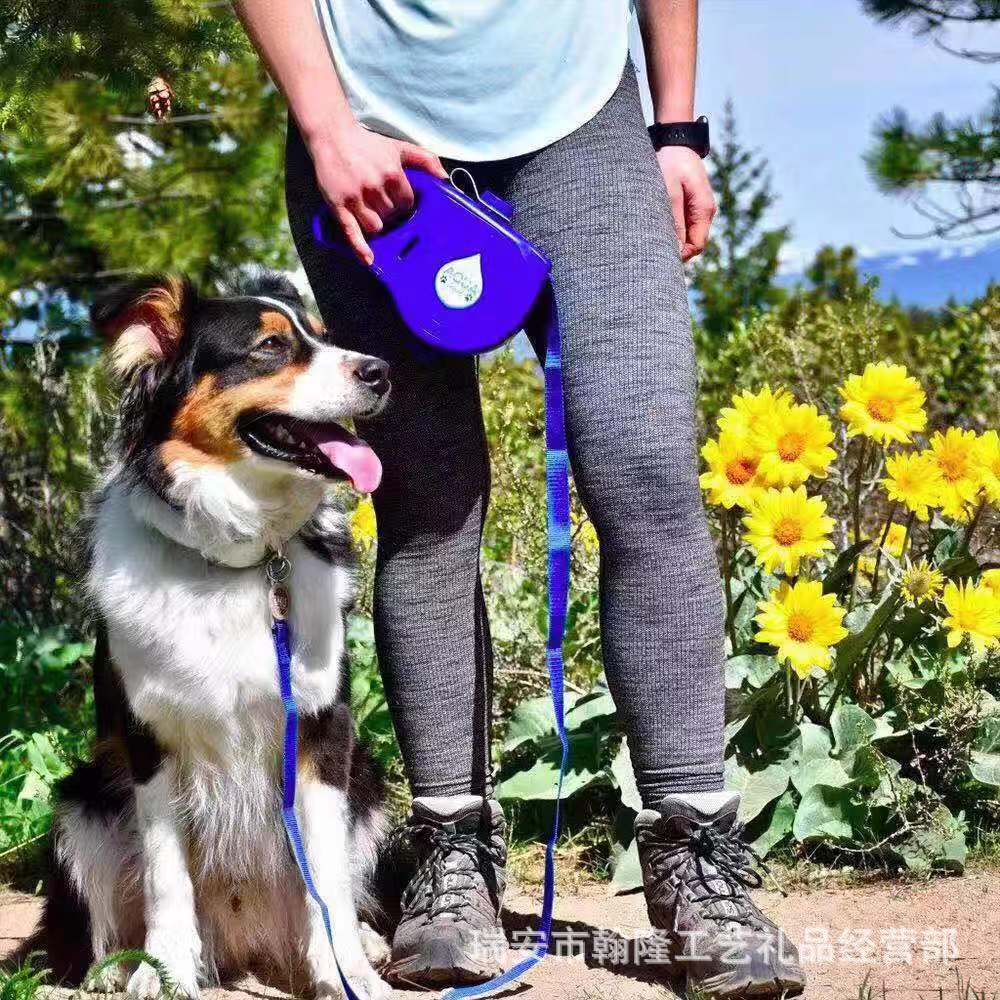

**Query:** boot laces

left=400, top=823, right=499, bottom=921
left=640, top=821, right=767, bottom=928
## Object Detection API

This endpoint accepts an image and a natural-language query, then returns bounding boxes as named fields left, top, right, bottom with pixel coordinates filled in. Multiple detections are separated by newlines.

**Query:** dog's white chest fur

left=90, top=484, right=350, bottom=738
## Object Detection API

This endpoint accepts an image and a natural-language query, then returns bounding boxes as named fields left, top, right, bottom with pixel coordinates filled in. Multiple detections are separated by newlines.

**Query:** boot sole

left=689, top=969, right=807, bottom=999
left=385, top=937, right=504, bottom=990
left=384, top=958, right=503, bottom=989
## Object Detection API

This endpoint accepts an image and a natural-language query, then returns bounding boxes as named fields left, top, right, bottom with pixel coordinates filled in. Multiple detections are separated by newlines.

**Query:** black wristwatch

left=648, top=116, right=710, bottom=158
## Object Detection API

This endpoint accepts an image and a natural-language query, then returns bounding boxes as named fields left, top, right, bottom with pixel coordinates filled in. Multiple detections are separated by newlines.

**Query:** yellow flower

left=754, top=580, right=849, bottom=678
left=572, top=507, right=599, bottom=555
left=881, top=450, right=943, bottom=522
left=973, top=429, right=1000, bottom=505
left=351, top=498, right=377, bottom=549
left=699, top=433, right=766, bottom=509
left=982, top=569, right=1000, bottom=600
left=900, top=560, right=944, bottom=605
left=882, top=522, right=908, bottom=560
left=940, top=580, right=1000, bottom=654
left=928, top=428, right=983, bottom=521
left=750, top=402, right=836, bottom=487
left=838, top=362, right=927, bottom=444
left=743, top=487, right=835, bottom=575
left=718, top=385, right=792, bottom=439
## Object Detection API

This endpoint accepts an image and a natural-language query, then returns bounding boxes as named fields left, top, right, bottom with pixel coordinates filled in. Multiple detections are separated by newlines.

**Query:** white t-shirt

left=313, top=0, right=631, bottom=162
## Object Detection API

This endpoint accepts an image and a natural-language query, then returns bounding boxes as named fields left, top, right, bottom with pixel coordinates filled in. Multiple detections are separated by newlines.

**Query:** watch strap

left=648, top=115, right=710, bottom=158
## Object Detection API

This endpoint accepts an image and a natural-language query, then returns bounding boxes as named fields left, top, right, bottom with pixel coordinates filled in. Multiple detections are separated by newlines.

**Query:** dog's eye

left=255, top=336, right=287, bottom=354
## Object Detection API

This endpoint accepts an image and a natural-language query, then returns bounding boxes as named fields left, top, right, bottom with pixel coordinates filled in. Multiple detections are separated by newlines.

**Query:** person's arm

left=638, top=0, right=716, bottom=261
left=233, top=0, right=446, bottom=265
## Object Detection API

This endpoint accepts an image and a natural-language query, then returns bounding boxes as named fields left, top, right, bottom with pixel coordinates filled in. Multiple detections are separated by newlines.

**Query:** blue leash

left=270, top=284, right=571, bottom=1000
left=270, top=564, right=362, bottom=1000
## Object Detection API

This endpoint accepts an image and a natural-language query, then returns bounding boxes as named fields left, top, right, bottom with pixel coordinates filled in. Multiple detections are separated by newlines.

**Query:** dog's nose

left=354, top=357, right=390, bottom=396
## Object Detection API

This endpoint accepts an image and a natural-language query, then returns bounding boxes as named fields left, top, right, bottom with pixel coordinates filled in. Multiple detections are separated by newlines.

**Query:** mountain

left=781, top=240, right=999, bottom=307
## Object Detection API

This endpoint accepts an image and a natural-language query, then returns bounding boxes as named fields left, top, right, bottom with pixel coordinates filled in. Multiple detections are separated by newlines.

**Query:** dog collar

left=127, top=481, right=282, bottom=570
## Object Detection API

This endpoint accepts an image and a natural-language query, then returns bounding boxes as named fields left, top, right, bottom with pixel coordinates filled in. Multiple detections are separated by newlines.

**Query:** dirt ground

left=3, top=872, right=999, bottom=999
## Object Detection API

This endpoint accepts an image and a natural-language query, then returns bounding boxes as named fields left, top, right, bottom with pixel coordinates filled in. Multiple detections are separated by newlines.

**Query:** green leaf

left=831, top=704, right=877, bottom=756
left=969, top=751, right=1000, bottom=786
left=724, top=712, right=752, bottom=746
left=793, top=784, right=856, bottom=843
left=835, top=592, right=899, bottom=673
left=726, top=762, right=790, bottom=824
left=725, top=654, right=779, bottom=690
left=822, top=539, right=871, bottom=595
left=754, top=699, right=799, bottom=753
left=502, top=696, right=561, bottom=753
left=749, top=790, right=796, bottom=858
left=799, top=721, right=833, bottom=764
left=17, top=769, right=51, bottom=804
left=496, top=726, right=606, bottom=802
left=895, top=806, right=966, bottom=874
left=566, top=690, right=616, bottom=727
left=791, top=757, right=851, bottom=796
left=610, top=739, right=642, bottom=813
left=932, top=525, right=965, bottom=565
left=938, top=553, right=980, bottom=581
left=969, top=715, right=1000, bottom=786
left=610, top=839, right=642, bottom=893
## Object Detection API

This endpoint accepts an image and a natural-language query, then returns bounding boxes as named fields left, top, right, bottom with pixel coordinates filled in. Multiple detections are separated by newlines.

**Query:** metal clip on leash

left=267, top=550, right=362, bottom=1000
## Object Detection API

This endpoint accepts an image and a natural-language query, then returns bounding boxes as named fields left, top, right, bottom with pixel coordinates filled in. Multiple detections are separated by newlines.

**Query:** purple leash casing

left=312, top=168, right=551, bottom=354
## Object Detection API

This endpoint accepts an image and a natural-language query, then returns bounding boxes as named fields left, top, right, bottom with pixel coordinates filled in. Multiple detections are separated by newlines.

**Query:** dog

left=43, top=271, right=394, bottom=1000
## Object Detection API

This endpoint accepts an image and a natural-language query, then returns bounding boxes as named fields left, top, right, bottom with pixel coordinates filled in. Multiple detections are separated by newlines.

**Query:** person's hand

left=308, top=119, right=447, bottom=265
left=656, top=146, right=716, bottom=262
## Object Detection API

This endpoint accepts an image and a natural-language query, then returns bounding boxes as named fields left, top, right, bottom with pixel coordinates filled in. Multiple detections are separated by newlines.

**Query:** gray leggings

left=285, top=66, right=725, bottom=809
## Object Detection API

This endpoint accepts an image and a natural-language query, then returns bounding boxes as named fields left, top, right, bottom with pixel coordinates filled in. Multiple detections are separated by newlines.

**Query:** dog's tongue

left=304, top=424, right=382, bottom=493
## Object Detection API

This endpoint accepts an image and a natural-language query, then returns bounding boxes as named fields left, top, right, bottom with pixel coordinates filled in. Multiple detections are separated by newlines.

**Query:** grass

left=0, top=952, right=176, bottom=1000
left=851, top=969, right=999, bottom=1000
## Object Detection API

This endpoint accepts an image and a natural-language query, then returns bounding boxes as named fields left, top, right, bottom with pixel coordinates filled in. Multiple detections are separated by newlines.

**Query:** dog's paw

left=359, top=922, right=392, bottom=970
left=315, top=964, right=392, bottom=1000
left=344, top=965, right=393, bottom=1000
left=86, top=960, right=128, bottom=993
left=127, top=961, right=199, bottom=1000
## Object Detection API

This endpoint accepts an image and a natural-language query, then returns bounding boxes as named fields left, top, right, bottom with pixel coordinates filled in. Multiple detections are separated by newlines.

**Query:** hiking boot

left=384, top=795, right=508, bottom=988
left=635, top=792, right=805, bottom=999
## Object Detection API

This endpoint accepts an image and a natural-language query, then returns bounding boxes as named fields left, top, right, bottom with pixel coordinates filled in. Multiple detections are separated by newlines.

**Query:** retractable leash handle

left=312, top=168, right=551, bottom=353
left=308, top=169, right=571, bottom=1000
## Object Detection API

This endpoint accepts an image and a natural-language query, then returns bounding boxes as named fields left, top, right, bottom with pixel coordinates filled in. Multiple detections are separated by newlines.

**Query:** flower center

left=787, top=612, right=814, bottom=642
left=773, top=517, right=803, bottom=546
left=725, top=456, right=757, bottom=485
left=777, top=432, right=805, bottom=462
left=938, top=454, right=967, bottom=482
left=906, top=571, right=930, bottom=597
left=866, top=395, right=896, bottom=422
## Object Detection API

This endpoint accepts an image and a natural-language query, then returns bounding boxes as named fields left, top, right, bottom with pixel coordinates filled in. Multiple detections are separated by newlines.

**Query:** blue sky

left=630, top=0, right=1000, bottom=284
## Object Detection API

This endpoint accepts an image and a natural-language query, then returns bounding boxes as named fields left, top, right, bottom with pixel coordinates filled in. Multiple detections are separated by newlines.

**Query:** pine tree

left=691, top=100, right=791, bottom=345
left=0, top=0, right=295, bottom=344
left=863, top=0, right=1000, bottom=238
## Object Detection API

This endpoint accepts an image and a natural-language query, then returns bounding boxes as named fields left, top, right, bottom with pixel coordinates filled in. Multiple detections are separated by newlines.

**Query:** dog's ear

left=91, top=275, right=195, bottom=379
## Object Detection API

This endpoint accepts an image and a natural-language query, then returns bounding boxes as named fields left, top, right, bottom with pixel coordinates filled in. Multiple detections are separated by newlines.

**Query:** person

left=233, top=2, right=805, bottom=997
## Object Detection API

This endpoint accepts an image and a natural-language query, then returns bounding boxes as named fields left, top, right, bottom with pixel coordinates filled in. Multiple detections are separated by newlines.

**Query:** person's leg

left=285, top=123, right=507, bottom=988
left=496, top=67, right=726, bottom=808
left=484, top=68, right=804, bottom=998
left=285, top=121, right=494, bottom=801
